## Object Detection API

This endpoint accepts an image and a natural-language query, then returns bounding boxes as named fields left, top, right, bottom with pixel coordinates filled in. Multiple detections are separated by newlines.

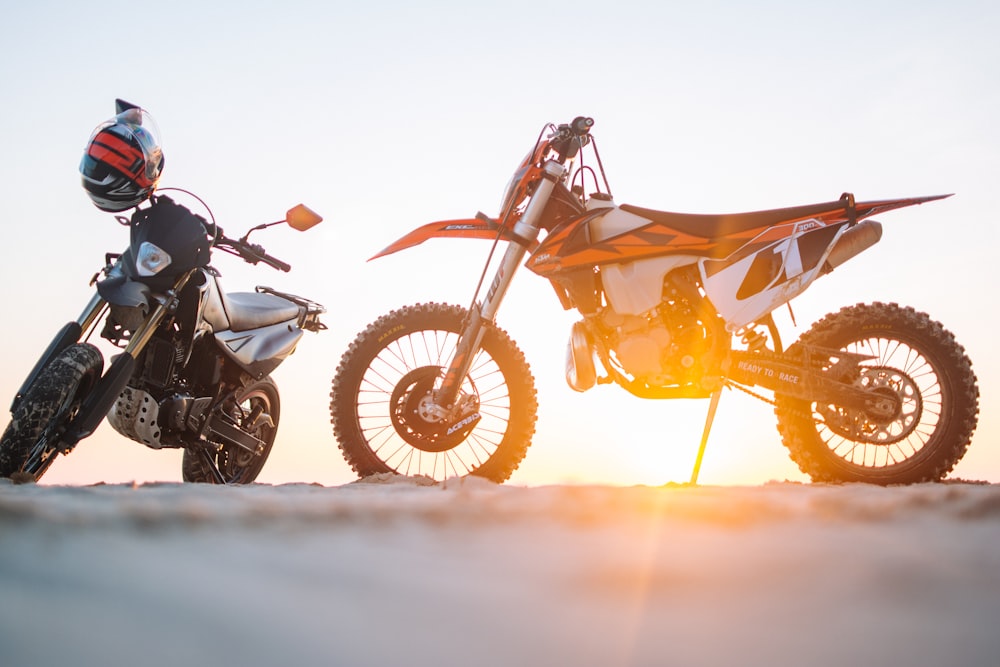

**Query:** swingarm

left=727, top=347, right=897, bottom=419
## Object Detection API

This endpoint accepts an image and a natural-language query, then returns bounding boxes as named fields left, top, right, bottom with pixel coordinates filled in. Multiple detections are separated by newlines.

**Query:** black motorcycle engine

left=107, top=332, right=226, bottom=449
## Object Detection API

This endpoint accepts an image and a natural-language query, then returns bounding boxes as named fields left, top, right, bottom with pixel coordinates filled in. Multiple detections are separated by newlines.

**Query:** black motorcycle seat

left=619, top=198, right=849, bottom=239
left=224, top=292, right=301, bottom=332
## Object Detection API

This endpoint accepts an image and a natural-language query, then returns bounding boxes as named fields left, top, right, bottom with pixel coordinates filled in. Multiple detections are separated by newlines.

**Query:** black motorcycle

left=0, top=193, right=326, bottom=483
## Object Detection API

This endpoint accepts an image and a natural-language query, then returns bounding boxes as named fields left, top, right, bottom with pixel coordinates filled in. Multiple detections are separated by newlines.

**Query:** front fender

left=369, top=214, right=537, bottom=260
left=96, top=273, right=152, bottom=309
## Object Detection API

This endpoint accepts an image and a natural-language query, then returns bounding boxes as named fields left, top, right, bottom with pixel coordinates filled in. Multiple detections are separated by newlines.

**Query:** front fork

left=19, top=270, right=197, bottom=459
left=432, top=161, right=563, bottom=411
left=60, top=269, right=197, bottom=450
left=10, top=292, right=107, bottom=413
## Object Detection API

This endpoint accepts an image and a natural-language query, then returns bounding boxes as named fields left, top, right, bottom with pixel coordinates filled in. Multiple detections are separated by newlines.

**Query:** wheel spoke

left=811, top=332, right=943, bottom=469
left=355, top=329, right=510, bottom=479
left=330, top=304, right=536, bottom=483
left=774, top=302, right=978, bottom=484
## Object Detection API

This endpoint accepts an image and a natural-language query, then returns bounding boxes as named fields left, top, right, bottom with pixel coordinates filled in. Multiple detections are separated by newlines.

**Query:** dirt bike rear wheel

left=0, top=343, right=104, bottom=481
left=330, top=303, right=538, bottom=483
left=774, top=302, right=979, bottom=484
left=181, top=377, right=280, bottom=484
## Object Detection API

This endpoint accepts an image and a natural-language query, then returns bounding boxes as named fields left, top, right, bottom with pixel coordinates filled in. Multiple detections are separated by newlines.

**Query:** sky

left=0, top=0, right=996, bottom=487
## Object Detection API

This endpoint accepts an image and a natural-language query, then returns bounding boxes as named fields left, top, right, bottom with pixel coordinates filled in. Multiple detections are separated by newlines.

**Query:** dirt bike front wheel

left=0, top=343, right=104, bottom=481
left=181, top=377, right=280, bottom=484
left=329, top=303, right=538, bottom=483
left=774, top=302, right=979, bottom=484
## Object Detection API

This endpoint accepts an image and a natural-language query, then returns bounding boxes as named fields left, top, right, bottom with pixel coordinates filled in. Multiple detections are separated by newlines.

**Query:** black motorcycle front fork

left=10, top=294, right=106, bottom=413
left=21, top=270, right=197, bottom=456
left=64, top=270, right=198, bottom=450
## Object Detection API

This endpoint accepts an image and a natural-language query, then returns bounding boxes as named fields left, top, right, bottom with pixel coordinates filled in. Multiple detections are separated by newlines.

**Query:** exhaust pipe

left=823, top=220, right=882, bottom=272
left=565, top=321, right=597, bottom=392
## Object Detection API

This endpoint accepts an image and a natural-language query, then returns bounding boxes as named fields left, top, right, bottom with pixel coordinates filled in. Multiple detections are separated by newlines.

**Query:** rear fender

left=369, top=215, right=538, bottom=260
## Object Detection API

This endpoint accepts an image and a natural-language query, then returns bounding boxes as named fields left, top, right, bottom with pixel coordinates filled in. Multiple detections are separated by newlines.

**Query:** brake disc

left=389, top=366, right=481, bottom=453
left=819, top=366, right=921, bottom=445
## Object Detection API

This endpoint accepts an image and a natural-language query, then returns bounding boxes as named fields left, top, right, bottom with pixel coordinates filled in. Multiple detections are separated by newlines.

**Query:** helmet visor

left=114, top=108, right=163, bottom=181
left=88, top=107, right=163, bottom=183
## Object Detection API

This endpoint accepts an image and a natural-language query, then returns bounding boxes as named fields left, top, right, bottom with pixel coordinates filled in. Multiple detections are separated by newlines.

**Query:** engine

left=603, top=307, right=703, bottom=385
left=567, top=290, right=708, bottom=391
left=565, top=265, right=725, bottom=393
left=107, top=332, right=226, bottom=450
left=608, top=314, right=671, bottom=379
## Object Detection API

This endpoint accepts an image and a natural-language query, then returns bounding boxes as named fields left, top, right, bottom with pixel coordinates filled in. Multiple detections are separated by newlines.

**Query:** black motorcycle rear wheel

left=774, top=302, right=979, bottom=484
left=0, top=343, right=104, bottom=481
left=181, top=377, right=280, bottom=484
left=330, top=303, right=538, bottom=483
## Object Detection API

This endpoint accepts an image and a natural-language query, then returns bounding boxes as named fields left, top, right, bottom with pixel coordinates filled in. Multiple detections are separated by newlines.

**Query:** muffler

left=823, top=220, right=882, bottom=271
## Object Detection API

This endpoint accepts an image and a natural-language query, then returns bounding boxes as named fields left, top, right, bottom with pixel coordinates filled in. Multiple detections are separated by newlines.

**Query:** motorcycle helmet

left=80, top=99, right=164, bottom=212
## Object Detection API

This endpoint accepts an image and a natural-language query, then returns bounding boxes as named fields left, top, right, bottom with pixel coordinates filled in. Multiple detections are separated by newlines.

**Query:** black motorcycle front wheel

left=774, top=302, right=979, bottom=484
left=181, top=377, right=280, bottom=484
left=330, top=303, right=538, bottom=483
left=0, top=343, right=104, bottom=481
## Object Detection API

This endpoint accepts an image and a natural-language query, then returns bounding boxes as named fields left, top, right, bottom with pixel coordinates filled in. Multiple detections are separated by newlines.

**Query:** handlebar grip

left=228, top=239, right=292, bottom=272
left=550, top=116, right=594, bottom=161
left=571, top=116, right=594, bottom=135
left=267, top=256, right=292, bottom=272
left=250, top=245, right=292, bottom=272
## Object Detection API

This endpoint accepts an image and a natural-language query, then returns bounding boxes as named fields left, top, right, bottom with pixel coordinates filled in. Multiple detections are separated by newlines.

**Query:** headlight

left=135, top=241, right=172, bottom=276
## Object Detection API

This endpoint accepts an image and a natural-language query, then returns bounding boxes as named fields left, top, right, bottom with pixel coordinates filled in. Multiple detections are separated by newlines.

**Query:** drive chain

left=724, top=379, right=776, bottom=407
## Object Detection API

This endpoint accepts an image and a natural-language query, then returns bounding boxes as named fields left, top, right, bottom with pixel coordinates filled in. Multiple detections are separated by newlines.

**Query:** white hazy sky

left=0, top=0, right=997, bottom=486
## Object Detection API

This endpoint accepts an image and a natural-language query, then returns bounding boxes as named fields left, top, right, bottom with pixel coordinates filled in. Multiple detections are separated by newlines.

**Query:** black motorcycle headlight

left=135, top=241, right=172, bottom=276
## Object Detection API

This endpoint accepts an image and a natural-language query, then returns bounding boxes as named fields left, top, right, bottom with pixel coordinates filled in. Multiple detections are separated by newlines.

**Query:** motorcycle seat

left=619, top=198, right=850, bottom=240
left=224, top=291, right=302, bottom=332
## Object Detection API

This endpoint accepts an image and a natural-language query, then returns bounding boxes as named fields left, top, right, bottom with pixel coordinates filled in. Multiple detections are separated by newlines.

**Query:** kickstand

left=201, top=448, right=228, bottom=485
left=689, top=387, right=723, bottom=485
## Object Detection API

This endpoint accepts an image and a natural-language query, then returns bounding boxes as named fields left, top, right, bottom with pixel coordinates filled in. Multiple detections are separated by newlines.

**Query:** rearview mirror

left=286, top=204, right=323, bottom=231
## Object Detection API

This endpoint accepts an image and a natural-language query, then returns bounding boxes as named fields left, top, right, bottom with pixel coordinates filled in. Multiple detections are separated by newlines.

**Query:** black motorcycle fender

left=11, top=321, right=82, bottom=413
left=96, top=273, right=152, bottom=309
left=61, top=353, right=137, bottom=449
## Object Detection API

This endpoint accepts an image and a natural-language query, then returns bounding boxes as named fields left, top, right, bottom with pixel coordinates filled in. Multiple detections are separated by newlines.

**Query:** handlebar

left=215, top=234, right=291, bottom=272
left=550, top=116, right=594, bottom=161
left=569, top=116, right=594, bottom=136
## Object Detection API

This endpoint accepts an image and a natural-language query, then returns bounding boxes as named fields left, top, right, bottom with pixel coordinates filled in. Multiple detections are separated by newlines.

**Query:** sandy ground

left=1, top=476, right=998, bottom=667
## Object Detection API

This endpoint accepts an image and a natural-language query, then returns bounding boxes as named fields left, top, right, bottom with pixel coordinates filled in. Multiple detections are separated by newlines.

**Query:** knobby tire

left=0, top=343, right=104, bottom=481
left=330, top=303, right=538, bottom=483
left=181, top=377, right=280, bottom=484
left=774, top=302, right=979, bottom=484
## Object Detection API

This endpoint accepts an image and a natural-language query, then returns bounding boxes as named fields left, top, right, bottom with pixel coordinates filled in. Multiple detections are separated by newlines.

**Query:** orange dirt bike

left=329, top=116, right=979, bottom=485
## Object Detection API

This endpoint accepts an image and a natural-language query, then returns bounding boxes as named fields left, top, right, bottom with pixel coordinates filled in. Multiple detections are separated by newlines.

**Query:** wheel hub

left=820, top=366, right=922, bottom=445
left=389, top=366, right=481, bottom=453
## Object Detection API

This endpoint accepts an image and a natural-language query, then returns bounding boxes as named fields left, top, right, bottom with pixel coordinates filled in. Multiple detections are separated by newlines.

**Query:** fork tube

left=123, top=270, right=196, bottom=356
left=63, top=270, right=198, bottom=447
left=436, top=238, right=528, bottom=402
left=435, top=160, right=564, bottom=408
left=10, top=293, right=108, bottom=413
left=482, top=159, right=563, bottom=319
left=77, top=292, right=107, bottom=331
